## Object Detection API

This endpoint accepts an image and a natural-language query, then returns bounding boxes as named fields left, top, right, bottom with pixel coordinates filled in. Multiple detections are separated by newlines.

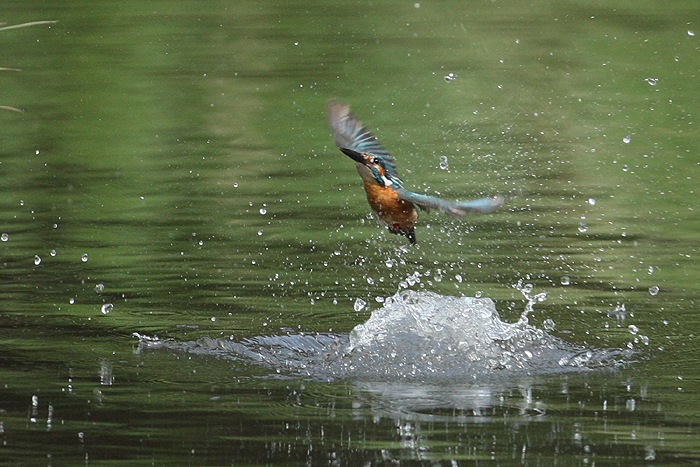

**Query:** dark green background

left=1, top=1, right=698, bottom=464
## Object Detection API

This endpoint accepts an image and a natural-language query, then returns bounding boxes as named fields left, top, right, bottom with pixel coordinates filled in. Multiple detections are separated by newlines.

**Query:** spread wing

left=327, top=99, right=401, bottom=180
left=396, top=188, right=504, bottom=217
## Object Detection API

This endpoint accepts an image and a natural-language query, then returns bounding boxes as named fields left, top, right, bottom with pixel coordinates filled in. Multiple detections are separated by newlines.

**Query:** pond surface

left=1, top=1, right=698, bottom=464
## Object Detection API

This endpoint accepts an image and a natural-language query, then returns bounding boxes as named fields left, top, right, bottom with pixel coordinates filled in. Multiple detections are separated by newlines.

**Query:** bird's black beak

left=340, top=148, right=369, bottom=165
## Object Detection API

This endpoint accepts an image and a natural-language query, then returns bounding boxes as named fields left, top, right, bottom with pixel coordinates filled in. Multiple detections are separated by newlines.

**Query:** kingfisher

left=327, top=100, right=504, bottom=244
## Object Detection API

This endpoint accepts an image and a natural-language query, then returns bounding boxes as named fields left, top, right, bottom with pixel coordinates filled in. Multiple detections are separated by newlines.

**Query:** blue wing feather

left=328, top=100, right=505, bottom=219
left=396, top=188, right=504, bottom=217
left=327, top=100, right=402, bottom=180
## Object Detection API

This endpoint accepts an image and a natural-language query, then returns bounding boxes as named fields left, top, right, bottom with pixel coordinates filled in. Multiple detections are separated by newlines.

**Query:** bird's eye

left=372, top=157, right=381, bottom=165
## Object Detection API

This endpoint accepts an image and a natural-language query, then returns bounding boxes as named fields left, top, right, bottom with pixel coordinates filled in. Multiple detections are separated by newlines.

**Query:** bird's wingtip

left=479, top=195, right=505, bottom=213
left=326, top=99, right=348, bottom=117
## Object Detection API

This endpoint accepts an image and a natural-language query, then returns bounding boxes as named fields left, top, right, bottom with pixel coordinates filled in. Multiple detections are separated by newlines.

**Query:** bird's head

left=340, top=148, right=398, bottom=188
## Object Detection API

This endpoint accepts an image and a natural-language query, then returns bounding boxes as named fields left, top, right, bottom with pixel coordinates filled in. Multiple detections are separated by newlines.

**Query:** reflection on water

left=1, top=0, right=698, bottom=464
left=352, top=380, right=547, bottom=422
left=137, top=287, right=631, bottom=381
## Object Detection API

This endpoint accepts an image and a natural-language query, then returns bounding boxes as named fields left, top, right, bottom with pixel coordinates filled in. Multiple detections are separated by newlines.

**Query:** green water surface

left=1, top=1, right=698, bottom=464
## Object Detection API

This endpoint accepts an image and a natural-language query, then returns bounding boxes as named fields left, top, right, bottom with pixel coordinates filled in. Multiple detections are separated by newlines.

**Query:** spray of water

left=135, top=284, right=630, bottom=381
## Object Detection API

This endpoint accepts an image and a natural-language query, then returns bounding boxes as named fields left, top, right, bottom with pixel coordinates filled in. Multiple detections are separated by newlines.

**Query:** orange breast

left=363, top=182, right=418, bottom=230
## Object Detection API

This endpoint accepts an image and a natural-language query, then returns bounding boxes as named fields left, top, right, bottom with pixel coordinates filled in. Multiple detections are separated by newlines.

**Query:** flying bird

left=327, top=100, right=504, bottom=244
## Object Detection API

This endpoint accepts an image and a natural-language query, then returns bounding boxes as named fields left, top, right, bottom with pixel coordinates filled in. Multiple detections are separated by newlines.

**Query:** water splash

left=135, top=289, right=630, bottom=382
left=353, top=298, right=367, bottom=312
left=439, top=155, right=449, bottom=170
left=513, top=279, right=549, bottom=325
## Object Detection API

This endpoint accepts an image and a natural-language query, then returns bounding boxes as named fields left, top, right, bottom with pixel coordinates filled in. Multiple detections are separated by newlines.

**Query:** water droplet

left=688, top=30, right=695, bottom=37
left=644, top=77, right=658, bottom=86
left=439, top=155, right=449, bottom=170
left=455, top=274, right=463, bottom=283
left=543, top=319, right=556, bottom=331
left=533, top=292, right=548, bottom=303
left=69, top=298, right=75, bottom=305
left=0, top=233, right=8, bottom=242
left=101, top=303, right=113, bottom=315
left=560, top=276, right=570, bottom=286
left=95, top=283, right=105, bottom=293
left=648, top=285, right=659, bottom=296
left=645, top=445, right=656, bottom=461
left=50, top=249, right=57, bottom=257
left=443, top=72, right=457, bottom=82
left=628, top=324, right=639, bottom=335
left=81, top=253, right=89, bottom=263
left=622, top=135, right=631, bottom=144
left=587, top=198, right=596, bottom=206
left=34, top=255, right=41, bottom=265
left=35, top=149, right=40, bottom=155
left=407, top=273, right=420, bottom=286
left=647, top=266, right=654, bottom=275
left=622, top=164, right=630, bottom=172
left=607, top=303, right=627, bottom=321
left=210, top=316, right=216, bottom=322
left=475, top=290, right=482, bottom=298
left=353, top=298, right=367, bottom=312
left=414, top=2, right=420, bottom=8
left=233, top=182, right=239, bottom=188
left=259, top=207, right=267, bottom=215
left=257, top=230, right=263, bottom=236
left=578, top=222, right=588, bottom=233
